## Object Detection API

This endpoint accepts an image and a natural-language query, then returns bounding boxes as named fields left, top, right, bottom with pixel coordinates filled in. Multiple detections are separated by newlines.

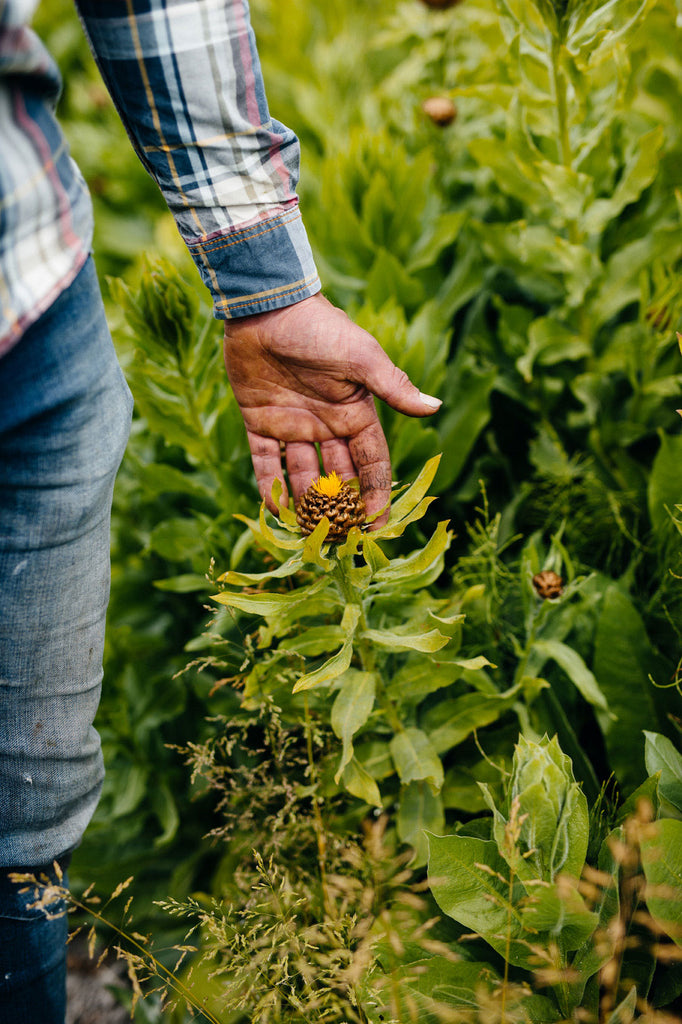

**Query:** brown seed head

left=419, top=0, right=463, bottom=8
left=296, top=474, right=366, bottom=542
left=422, top=96, right=457, bottom=126
left=532, top=570, right=564, bottom=600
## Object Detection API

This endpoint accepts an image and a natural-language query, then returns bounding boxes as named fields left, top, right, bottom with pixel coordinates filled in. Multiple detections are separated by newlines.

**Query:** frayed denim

left=0, top=257, right=132, bottom=1022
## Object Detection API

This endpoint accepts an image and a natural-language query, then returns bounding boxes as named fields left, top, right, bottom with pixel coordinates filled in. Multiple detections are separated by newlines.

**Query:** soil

left=66, top=939, right=130, bottom=1024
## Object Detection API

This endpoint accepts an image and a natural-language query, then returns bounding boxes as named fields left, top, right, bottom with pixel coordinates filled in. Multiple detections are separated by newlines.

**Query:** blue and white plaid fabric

left=0, top=0, right=320, bottom=356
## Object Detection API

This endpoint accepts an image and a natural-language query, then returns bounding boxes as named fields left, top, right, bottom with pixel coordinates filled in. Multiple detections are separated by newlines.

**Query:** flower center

left=313, top=471, right=344, bottom=498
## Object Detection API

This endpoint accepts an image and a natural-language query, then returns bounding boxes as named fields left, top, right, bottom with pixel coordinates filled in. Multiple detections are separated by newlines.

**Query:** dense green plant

left=425, top=731, right=682, bottom=1022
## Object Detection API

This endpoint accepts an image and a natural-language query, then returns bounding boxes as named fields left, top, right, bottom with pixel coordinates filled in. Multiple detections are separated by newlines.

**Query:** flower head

left=313, top=471, right=344, bottom=498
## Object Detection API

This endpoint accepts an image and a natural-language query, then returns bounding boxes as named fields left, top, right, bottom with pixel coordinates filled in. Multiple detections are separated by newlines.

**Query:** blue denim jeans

left=0, top=258, right=132, bottom=1022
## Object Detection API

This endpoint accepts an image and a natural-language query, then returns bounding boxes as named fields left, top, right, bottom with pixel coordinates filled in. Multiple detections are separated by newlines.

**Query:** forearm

left=75, top=0, right=320, bottom=316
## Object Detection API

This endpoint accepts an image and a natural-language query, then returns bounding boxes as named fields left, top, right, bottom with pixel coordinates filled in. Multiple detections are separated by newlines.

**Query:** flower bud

left=422, top=97, right=457, bottom=127
left=482, top=735, right=589, bottom=882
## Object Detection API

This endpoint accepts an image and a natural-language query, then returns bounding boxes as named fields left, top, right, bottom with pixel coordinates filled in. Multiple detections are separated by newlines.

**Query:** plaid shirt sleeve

left=75, top=0, right=321, bottom=319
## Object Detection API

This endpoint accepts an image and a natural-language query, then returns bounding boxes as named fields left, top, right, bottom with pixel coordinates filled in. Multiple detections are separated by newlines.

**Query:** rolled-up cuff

left=184, top=205, right=321, bottom=319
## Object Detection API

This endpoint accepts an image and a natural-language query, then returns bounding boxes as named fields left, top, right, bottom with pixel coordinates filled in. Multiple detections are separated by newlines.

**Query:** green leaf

left=332, top=671, right=377, bottom=782
left=407, top=210, right=467, bottom=273
left=148, top=517, right=205, bottom=562
left=301, top=516, right=332, bottom=569
left=279, top=625, right=345, bottom=657
left=366, top=247, right=424, bottom=309
left=533, top=638, right=610, bottom=713
left=390, top=662, right=462, bottom=703
left=593, top=588, right=659, bottom=793
left=644, top=732, right=682, bottom=817
left=293, top=642, right=354, bottom=693
left=361, top=626, right=449, bottom=653
left=390, top=728, right=444, bottom=793
left=423, top=685, right=521, bottom=755
left=397, top=782, right=445, bottom=866
left=371, top=520, right=451, bottom=587
left=212, top=589, right=296, bottom=617
left=603, top=987, right=637, bottom=1024
left=153, top=574, right=213, bottom=593
left=375, top=454, right=441, bottom=533
left=520, top=879, right=598, bottom=952
left=362, top=535, right=390, bottom=573
left=340, top=757, right=382, bottom=807
left=335, top=526, right=364, bottom=559
left=151, top=782, right=180, bottom=848
left=648, top=432, right=682, bottom=537
left=427, top=833, right=535, bottom=969
left=218, top=552, right=305, bottom=586
left=582, top=128, right=664, bottom=236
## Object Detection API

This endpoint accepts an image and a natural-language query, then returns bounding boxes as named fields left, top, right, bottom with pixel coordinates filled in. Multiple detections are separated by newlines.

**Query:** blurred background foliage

left=33, top=0, right=682, bottom=1017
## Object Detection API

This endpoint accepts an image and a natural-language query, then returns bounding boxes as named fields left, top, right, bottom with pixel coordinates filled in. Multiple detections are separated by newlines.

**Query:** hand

left=223, top=293, right=441, bottom=527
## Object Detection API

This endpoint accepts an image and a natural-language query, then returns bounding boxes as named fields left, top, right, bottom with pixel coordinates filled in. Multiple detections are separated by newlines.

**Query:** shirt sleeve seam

left=185, top=209, right=302, bottom=254
left=215, top=273, right=320, bottom=314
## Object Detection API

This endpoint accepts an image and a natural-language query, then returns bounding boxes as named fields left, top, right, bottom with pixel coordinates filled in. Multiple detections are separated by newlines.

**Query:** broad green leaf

left=385, top=956, right=498, bottom=1015
left=648, top=432, right=682, bottom=537
left=332, top=671, right=377, bottom=782
left=218, top=553, right=304, bottom=586
left=533, top=638, right=610, bottom=713
left=427, top=833, right=535, bottom=969
left=390, top=728, right=444, bottom=793
left=361, top=626, right=449, bottom=653
left=148, top=517, right=205, bottom=561
left=424, top=685, right=521, bottom=755
left=151, top=782, right=180, bottom=848
left=593, top=588, right=659, bottom=793
left=644, top=731, right=682, bottom=817
left=441, top=768, right=490, bottom=813
left=603, top=988, right=637, bottom=1024
left=397, top=782, right=445, bottom=865
left=570, top=838, right=619, bottom=1004
left=371, top=495, right=438, bottom=540
left=212, top=589, right=295, bottom=617
left=390, top=662, right=462, bottom=703
left=377, top=454, right=441, bottom=531
left=582, top=128, right=664, bottom=236
left=366, top=247, right=424, bottom=309
left=520, top=879, right=598, bottom=951
left=407, top=210, right=467, bottom=273
left=340, top=756, right=382, bottom=808
left=354, top=739, right=394, bottom=782
left=279, top=625, right=345, bottom=657
left=293, top=642, right=354, bottom=693
left=516, top=317, right=590, bottom=383
left=153, top=574, right=212, bottom=593
left=371, top=521, right=451, bottom=587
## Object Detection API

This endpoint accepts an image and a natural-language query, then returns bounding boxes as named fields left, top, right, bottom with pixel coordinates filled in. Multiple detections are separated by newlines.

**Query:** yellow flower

left=313, top=471, right=344, bottom=498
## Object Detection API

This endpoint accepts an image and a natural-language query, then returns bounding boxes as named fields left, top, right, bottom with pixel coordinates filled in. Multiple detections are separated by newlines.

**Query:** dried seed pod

left=296, top=472, right=366, bottom=542
left=532, top=570, right=564, bottom=600
left=422, top=96, right=457, bottom=126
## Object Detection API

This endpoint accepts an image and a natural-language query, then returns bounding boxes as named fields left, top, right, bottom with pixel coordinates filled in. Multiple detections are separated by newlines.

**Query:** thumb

left=355, top=336, right=442, bottom=417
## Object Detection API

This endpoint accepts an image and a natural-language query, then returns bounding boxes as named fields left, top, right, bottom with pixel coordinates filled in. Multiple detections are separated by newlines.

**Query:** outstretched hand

left=223, top=293, right=441, bottom=527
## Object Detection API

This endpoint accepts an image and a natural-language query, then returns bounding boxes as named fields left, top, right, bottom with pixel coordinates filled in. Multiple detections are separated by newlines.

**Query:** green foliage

left=428, top=731, right=682, bottom=1020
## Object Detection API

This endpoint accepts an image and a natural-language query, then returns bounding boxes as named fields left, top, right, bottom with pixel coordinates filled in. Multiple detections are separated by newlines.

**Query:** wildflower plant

left=209, top=455, right=502, bottom=859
